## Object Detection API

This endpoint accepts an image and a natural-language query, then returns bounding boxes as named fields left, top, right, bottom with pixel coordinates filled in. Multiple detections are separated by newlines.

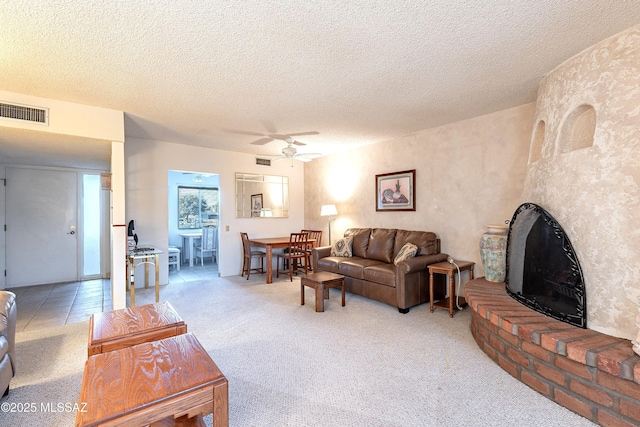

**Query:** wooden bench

left=76, top=333, right=228, bottom=427
left=88, top=301, right=187, bottom=357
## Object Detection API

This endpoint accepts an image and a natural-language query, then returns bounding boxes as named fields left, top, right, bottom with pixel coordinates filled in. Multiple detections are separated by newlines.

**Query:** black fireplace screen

left=505, top=203, right=586, bottom=328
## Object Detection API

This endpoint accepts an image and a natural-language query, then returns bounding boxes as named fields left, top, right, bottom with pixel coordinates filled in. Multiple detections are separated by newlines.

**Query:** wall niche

left=558, top=104, right=596, bottom=154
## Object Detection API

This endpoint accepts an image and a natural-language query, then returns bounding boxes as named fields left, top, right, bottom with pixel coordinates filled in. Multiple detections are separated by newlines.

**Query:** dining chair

left=276, top=232, right=309, bottom=281
left=195, top=226, right=217, bottom=265
left=303, top=230, right=322, bottom=271
left=240, top=232, right=266, bottom=279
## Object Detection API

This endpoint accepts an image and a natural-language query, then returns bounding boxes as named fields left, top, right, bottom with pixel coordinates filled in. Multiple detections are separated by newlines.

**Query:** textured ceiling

left=1, top=1, right=640, bottom=167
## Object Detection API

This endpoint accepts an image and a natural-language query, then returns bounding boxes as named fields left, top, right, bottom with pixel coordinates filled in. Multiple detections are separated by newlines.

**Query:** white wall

left=304, top=103, right=535, bottom=292
left=124, top=137, right=305, bottom=285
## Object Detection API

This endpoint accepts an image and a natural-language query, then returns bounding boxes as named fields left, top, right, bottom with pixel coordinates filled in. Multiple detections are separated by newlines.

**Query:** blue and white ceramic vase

left=479, top=225, right=509, bottom=282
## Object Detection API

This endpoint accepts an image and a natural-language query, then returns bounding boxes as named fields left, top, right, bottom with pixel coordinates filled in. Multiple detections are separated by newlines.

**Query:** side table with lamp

left=428, top=258, right=475, bottom=318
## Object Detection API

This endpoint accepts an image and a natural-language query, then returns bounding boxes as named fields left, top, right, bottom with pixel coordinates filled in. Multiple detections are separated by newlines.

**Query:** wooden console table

left=76, top=333, right=228, bottom=427
left=127, top=247, right=163, bottom=306
left=428, top=260, right=474, bottom=318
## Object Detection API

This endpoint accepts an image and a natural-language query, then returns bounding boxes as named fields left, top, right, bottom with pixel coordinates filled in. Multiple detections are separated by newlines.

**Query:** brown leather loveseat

left=311, top=228, right=447, bottom=313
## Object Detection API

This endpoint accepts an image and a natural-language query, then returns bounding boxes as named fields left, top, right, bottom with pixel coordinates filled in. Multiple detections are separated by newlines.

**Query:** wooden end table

left=76, top=333, right=228, bottom=427
left=88, top=301, right=187, bottom=357
left=428, top=260, right=475, bottom=318
left=301, top=272, right=345, bottom=312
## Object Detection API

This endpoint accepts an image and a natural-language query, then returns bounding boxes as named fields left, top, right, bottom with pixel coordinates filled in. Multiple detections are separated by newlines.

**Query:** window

left=178, top=186, right=219, bottom=229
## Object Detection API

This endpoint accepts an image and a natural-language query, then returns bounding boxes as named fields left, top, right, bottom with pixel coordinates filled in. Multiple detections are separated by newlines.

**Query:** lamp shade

left=320, top=204, right=338, bottom=216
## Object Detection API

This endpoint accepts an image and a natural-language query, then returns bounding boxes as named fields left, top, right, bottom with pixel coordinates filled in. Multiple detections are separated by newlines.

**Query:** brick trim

left=465, top=278, right=640, bottom=426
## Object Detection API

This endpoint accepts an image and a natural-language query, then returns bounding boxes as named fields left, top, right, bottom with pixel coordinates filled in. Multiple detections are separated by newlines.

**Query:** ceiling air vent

left=256, top=157, right=271, bottom=166
left=0, top=101, right=49, bottom=125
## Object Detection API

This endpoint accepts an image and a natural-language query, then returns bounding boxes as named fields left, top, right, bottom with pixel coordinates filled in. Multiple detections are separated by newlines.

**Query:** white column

left=110, top=141, right=126, bottom=309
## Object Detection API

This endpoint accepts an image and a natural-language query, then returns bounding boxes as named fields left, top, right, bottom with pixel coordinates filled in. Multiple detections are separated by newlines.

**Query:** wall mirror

left=235, top=173, right=289, bottom=218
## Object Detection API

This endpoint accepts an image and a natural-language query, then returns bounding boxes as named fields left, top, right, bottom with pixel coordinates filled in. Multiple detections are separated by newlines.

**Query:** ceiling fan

left=259, top=138, right=322, bottom=163
left=221, top=124, right=319, bottom=146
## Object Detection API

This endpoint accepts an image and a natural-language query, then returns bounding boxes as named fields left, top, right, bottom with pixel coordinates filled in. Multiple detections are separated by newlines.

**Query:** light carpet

left=1, top=275, right=596, bottom=426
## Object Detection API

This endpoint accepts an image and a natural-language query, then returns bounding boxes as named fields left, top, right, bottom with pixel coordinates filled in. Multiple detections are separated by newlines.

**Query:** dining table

left=180, top=232, right=202, bottom=267
left=248, top=237, right=316, bottom=284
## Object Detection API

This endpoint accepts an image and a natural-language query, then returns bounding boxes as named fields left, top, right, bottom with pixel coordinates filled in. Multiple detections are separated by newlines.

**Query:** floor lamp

left=320, top=204, right=338, bottom=245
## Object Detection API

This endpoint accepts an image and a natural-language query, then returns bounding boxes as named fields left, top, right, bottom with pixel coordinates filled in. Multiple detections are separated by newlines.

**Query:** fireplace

left=505, top=203, right=586, bottom=328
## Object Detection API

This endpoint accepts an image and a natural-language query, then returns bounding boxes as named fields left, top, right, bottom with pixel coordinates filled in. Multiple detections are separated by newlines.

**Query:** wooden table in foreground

left=428, top=260, right=475, bottom=318
left=301, top=272, right=345, bottom=312
left=76, top=333, right=228, bottom=427
left=248, top=237, right=315, bottom=284
left=88, top=301, right=187, bottom=357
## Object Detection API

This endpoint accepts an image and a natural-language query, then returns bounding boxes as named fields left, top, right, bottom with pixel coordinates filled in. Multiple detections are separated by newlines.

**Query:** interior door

left=6, top=167, right=78, bottom=287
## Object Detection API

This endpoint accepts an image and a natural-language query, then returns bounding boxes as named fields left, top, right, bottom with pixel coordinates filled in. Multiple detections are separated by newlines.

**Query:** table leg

left=144, top=260, right=150, bottom=289
left=429, top=271, right=434, bottom=313
left=212, top=379, right=229, bottom=427
left=341, top=280, right=345, bottom=307
left=266, top=245, right=273, bottom=284
left=189, top=237, right=194, bottom=267
left=301, top=283, right=305, bottom=305
left=154, top=254, right=160, bottom=303
left=129, top=258, right=135, bottom=307
left=315, top=284, right=325, bottom=312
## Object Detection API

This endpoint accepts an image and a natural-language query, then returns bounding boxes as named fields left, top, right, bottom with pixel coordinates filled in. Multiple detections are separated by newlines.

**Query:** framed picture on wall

left=251, top=193, right=263, bottom=217
left=375, top=169, right=416, bottom=211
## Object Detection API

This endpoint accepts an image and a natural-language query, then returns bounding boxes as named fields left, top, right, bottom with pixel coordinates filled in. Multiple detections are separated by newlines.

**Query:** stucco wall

left=304, top=103, right=535, bottom=292
left=124, top=137, right=306, bottom=284
left=525, top=25, right=640, bottom=339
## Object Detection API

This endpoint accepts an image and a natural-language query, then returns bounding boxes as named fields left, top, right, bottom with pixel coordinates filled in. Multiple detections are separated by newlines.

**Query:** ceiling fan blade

left=250, top=137, right=274, bottom=145
left=292, top=140, right=306, bottom=146
left=220, top=128, right=265, bottom=137
left=293, top=156, right=312, bottom=162
left=298, top=152, right=322, bottom=158
left=271, top=156, right=287, bottom=163
left=287, top=131, right=319, bottom=137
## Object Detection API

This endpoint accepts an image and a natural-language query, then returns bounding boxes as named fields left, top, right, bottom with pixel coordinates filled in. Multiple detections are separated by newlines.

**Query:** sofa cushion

left=338, top=258, right=385, bottom=279
left=367, top=228, right=397, bottom=263
left=394, top=242, right=418, bottom=265
left=345, top=228, right=371, bottom=258
left=330, top=236, right=353, bottom=257
left=317, top=257, right=343, bottom=274
left=363, top=264, right=396, bottom=287
left=394, top=229, right=438, bottom=256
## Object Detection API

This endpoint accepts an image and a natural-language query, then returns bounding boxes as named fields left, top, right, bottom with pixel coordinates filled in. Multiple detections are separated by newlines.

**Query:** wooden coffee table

left=301, top=272, right=345, bottom=312
left=88, top=301, right=187, bottom=357
left=76, top=333, right=228, bottom=427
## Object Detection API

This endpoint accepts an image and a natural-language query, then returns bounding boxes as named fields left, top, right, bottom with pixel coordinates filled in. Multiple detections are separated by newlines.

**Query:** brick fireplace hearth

left=465, top=278, right=640, bottom=427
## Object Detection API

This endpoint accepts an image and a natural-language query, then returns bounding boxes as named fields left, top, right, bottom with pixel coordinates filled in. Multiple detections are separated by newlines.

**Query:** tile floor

left=7, top=262, right=218, bottom=332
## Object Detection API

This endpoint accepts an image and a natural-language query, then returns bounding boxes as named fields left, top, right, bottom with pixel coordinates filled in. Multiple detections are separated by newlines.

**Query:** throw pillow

left=393, top=242, right=418, bottom=265
left=331, top=236, right=354, bottom=257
